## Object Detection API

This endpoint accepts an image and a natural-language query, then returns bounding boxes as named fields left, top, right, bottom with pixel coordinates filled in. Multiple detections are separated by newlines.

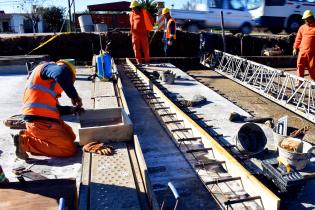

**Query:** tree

left=139, top=0, right=157, bottom=17
left=41, top=6, right=65, bottom=32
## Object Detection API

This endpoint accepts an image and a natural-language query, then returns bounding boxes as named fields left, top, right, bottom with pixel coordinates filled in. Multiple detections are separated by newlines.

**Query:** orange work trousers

left=20, top=120, right=76, bottom=157
left=132, top=34, right=150, bottom=64
left=297, top=51, right=315, bottom=81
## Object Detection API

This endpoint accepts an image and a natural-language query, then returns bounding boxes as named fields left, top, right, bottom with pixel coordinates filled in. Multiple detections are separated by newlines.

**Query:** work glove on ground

left=293, top=48, right=298, bottom=56
left=83, top=142, right=114, bottom=156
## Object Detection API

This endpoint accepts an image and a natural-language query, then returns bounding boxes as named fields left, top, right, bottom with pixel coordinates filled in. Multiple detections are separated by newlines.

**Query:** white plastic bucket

left=278, top=138, right=315, bottom=170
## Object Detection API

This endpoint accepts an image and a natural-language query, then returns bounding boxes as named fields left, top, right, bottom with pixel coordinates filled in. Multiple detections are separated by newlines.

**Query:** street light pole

left=73, top=0, right=76, bottom=32
left=68, top=0, right=72, bottom=32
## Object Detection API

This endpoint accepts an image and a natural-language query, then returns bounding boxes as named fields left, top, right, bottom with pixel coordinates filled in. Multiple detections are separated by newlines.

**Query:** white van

left=170, top=0, right=255, bottom=34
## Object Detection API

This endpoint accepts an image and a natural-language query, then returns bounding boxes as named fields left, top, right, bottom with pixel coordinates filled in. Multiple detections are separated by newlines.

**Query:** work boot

left=12, top=131, right=29, bottom=160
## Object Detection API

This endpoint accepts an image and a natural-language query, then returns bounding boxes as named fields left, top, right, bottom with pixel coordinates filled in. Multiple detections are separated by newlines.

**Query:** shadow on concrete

left=173, top=82, right=196, bottom=86
left=194, top=75, right=227, bottom=80
left=79, top=182, right=144, bottom=210
left=25, top=149, right=82, bottom=167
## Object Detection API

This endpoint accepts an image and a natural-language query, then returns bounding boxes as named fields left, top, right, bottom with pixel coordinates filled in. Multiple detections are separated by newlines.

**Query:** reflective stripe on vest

left=26, top=64, right=57, bottom=98
left=166, top=18, right=176, bottom=39
left=23, top=63, right=62, bottom=119
left=156, top=9, right=166, bottom=30
left=23, top=102, right=58, bottom=112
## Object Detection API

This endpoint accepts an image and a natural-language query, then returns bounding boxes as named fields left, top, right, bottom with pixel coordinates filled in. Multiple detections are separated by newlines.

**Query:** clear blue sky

left=0, top=0, right=187, bottom=13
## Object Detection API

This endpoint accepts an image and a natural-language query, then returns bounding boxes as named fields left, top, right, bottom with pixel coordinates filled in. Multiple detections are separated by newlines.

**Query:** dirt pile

left=0, top=32, right=296, bottom=61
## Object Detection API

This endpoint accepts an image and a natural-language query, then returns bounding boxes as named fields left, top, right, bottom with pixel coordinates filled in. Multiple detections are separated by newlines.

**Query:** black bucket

left=235, top=123, right=269, bottom=153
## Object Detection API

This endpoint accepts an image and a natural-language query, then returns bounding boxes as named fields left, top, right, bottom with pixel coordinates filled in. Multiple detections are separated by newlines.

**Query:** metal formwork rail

left=123, top=58, right=280, bottom=210
left=201, top=50, right=315, bottom=124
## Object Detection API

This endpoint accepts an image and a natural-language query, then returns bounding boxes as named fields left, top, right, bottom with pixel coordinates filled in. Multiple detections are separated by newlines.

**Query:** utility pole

left=68, top=0, right=72, bottom=32
left=73, top=0, right=76, bottom=32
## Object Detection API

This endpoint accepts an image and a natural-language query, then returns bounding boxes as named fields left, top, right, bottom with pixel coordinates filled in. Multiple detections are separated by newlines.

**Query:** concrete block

left=79, top=108, right=133, bottom=145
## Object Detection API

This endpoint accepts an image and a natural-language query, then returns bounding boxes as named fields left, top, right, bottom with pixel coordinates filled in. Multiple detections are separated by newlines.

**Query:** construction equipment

left=3, top=114, right=26, bottom=129
left=262, top=158, right=305, bottom=193
left=12, top=166, right=47, bottom=182
left=160, top=182, right=180, bottom=210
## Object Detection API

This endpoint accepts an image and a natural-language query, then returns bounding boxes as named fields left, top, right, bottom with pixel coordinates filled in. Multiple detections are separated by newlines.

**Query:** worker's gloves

left=83, top=142, right=114, bottom=156
left=71, top=96, right=83, bottom=108
left=293, top=48, right=298, bottom=56
left=71, top=106, right=85, bottom=115
left=167, top=41, right=173, bottom=46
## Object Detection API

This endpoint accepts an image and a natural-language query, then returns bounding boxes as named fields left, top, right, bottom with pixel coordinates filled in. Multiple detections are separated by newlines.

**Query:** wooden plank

left=0, top=179, right=76, bottom=210
left=79, top=108, right=133, bottom=145
left=94, top=96, right=119, bottom=109
left=125, top=58, right=281, bottom=210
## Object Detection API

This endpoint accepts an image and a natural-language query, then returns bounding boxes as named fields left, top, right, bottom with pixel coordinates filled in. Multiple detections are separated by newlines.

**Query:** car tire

left=240, top=23, right=252, bottom=34
left=286, top=16, right=302, bottom=33
left=187, top=24, right=199, bottom=32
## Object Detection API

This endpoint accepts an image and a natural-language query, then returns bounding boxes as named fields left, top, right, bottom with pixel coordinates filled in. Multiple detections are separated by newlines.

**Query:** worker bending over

left=129, top=1, right=153, bottom=64
left=293, top=10, right=315, bottom=82
left=13, top=60, right=83, bottom=159
left=162, top=8, right=176, bottom=57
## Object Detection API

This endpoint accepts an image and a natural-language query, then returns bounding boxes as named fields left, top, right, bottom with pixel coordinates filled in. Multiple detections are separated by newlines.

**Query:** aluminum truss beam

left=201, top=50, right=315, bottom=123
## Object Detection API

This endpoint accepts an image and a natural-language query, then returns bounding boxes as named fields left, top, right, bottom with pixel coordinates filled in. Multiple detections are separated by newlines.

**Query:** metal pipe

left=68, top=0, right=72, bottom=32
left=73, top=0, right=76, bottom=32
left=220, top=11, right=226, bottom=52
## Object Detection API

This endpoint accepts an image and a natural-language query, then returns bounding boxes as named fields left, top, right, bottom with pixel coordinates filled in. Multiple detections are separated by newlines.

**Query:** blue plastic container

left=96, top=53, right=112, bottom=79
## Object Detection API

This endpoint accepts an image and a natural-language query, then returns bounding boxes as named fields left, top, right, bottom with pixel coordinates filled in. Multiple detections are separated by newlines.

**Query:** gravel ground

left=186, top=69, right=315, bottom=144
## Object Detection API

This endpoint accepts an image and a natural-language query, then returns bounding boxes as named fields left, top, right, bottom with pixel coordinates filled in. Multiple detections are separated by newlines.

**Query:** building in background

left=0, top=10, right=43, bottom=33
left=75, top=1, right=131, bottom=31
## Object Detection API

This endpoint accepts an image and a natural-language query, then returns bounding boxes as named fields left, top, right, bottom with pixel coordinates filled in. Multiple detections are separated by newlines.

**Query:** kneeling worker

left=13, top=60, right=83, bottom=159
left=162, top=8, right=176, bottom=57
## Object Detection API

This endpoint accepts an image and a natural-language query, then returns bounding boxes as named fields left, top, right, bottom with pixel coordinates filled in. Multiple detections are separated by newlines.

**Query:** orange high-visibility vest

left=166, top=18, right=176, bottom=39
left=23, top=63, right=63, bottom=119
left=156, top=9, right=166, bottom=30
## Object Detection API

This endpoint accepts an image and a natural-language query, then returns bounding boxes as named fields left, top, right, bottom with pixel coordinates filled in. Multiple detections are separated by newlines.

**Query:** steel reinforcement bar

left=201, top=50, right=315, bottom=124
left=124, top=58, right=280, bottom=210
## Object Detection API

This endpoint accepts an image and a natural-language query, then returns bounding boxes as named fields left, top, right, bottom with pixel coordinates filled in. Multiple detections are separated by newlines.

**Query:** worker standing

left=13, top=60, right=83, bottom=159
left=162, top=8, right=176, bottom=57
left=293, top=10, right=315, bottom=82
left=129, top=1, right=153, bottom=65
left=155, top=2, right=166, bottom=31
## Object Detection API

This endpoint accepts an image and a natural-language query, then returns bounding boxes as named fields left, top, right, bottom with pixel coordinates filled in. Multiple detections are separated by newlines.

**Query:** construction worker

left=162, top=8, right=176, bottom=57
left=13, top=60, right=83, bottom=159
left=129, top=1, right=153, bottom=65
left=155, top=2, right=166, bottom=31
left=293, top=10, right=315, bottom=82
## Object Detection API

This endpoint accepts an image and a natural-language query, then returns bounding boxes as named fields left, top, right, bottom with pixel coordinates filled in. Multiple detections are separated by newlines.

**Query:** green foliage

left=139, top=0, right=157, bottom=17
left=40, top=6, right=65, bottom=32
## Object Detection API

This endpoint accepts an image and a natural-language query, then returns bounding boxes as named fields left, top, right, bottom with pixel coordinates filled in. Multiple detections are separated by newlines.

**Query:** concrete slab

left=0, top=55, right=49, bottom=74
left=0, top=67, right=93, bottom=184
left=119, top=65, right=220, bottom=210
left=142, top=63, right=315, bottom=210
